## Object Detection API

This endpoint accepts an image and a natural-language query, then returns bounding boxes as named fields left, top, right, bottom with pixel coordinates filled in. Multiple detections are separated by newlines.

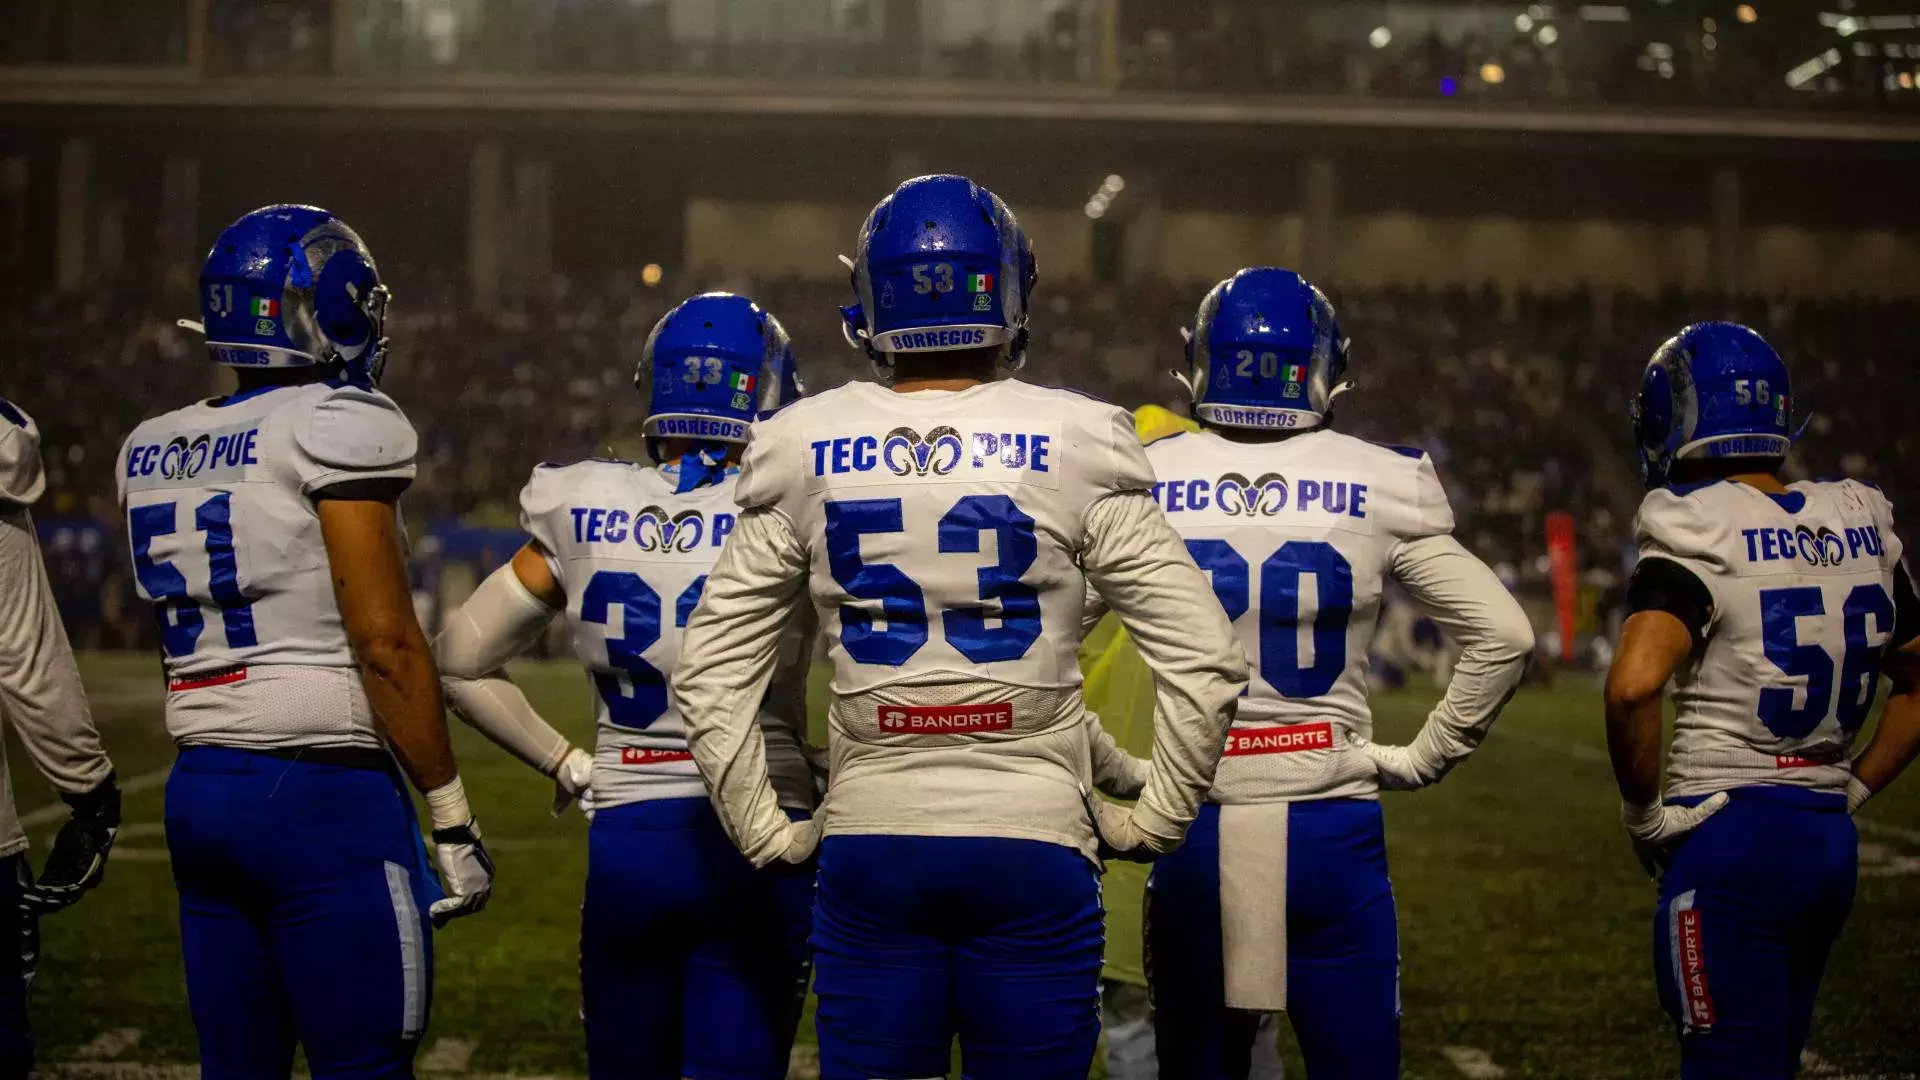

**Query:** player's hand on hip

left=1091, top=798, right=1158, bottom=863
left=429, top=819, right=496, bottom=927
left=1621, top=792, right=1728, bottom=881
left=774, top=815, right=822, bottom=868
left=22, top=773, right=121, bottom=917
left=550, top=747, right=594, bottom=818
left=1347, top=732, right=1433, bottom=791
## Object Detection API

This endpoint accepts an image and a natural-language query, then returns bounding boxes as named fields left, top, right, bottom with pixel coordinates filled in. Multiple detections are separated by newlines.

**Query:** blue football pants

left=1149, top=800, right=1400, bottom=1080
left=811, top=834, right=1105, bottom=1080
left=580, top=798, right=813, bottom=1080
left=165, top=747, right=437, bottom=1080
left=1654, top=786, right=1857, bottom=1080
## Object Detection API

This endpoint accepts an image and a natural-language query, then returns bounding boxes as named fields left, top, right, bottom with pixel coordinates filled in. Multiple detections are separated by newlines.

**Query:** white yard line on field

left=21, top=768, right=171, bottom=828
left=74, top=1029, right=141, bottom=1062
left=1441, top=1045, right=1506, bottom=1078
left=419, top=1037, right=474, bottom=1073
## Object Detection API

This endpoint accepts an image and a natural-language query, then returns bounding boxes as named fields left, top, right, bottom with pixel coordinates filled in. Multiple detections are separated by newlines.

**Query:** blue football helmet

left=1180, top=268, right=1350, bottom=431
left=636, top=292, right=802, bottom=450
left=839, top=175, right=1037, bottom=378
left=196, top=205, right=391, bottom=383
left=1632, top=321, right=1794, bottom=489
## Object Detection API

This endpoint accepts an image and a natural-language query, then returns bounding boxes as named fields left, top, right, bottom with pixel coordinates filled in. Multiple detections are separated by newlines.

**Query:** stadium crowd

left=8, top=270, right=1915, bottom=651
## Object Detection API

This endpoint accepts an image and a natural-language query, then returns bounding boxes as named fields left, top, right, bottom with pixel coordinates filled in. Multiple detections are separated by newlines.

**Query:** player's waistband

left=1667, top=784, right=1848, bottom=812
left=590, top=796, right=813, bottom=831
left=173, top=743, right=399, bottom=774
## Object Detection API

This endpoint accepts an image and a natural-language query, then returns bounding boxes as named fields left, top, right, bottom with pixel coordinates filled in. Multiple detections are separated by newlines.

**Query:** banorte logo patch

left=1224, top=722, right=1334, bottom=756
left=877, top=703, right=1014, bottom=734
left=631, top=506, right=705, bottom=553
left=881, top=426, right=965, bottom=477
left=1214, top=472, right=1288, bottom=516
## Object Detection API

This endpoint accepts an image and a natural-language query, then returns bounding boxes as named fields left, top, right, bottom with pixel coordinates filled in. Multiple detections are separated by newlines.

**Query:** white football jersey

left=1145, top=427, right=1454, bottom=802
left=520, top=460, right=813, bottom=810
left=1637, top=478, right=1905, bottom=799
left=0, top=397, right=46, bottom=507
left=116, top=381, right=417, bottom=749
left=733, top=378, right=1155, bottom=847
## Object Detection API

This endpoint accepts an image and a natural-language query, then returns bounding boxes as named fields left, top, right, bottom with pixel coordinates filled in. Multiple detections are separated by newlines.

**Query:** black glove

left=23, top=773, right=121, bottom=916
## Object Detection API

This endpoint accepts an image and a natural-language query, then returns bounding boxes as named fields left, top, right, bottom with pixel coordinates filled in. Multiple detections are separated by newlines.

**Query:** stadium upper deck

left=5, top=0, right=1920, bottom=143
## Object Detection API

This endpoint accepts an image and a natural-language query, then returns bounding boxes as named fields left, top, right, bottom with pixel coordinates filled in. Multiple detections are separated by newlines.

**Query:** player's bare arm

left=321, top=495, right=457, bottom=791
left=1845, top=566, right=1920, bottom=811
left=1605, top=607, right=1694, bottom=809
left=321, top=494, right=495, bottom=925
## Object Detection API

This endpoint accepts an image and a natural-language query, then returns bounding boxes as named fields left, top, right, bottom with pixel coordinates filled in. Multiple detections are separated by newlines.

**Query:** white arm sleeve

left=432, top=562, right=571, bottom=776
left=1389, top=534, right=1535, bottom=780
left=1084, top=708, right=1148, bottom=799
left=1082, top=491, right=1248, bottom=850
left=674, top=507, right=815, bottom=868
left=1080, top=581, right=1110, bottom=639
left=0, top=511, right=113, bottom=794
left=0, top=402, right=46, bottom=508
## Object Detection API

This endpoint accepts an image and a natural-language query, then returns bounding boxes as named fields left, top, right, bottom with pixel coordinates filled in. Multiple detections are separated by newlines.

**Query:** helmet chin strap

left=673, top=442, right=730, bottom=494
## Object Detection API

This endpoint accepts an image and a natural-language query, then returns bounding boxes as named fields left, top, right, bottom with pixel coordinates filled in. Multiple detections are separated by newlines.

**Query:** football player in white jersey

left=0, top=397, right=119, bottom=1079
left=116, top=206, right=494, bottom=1079
left=671, top=175, right=1248, bottom=1079
left=431, top=292, right=816, bottom=1080
left=1606, top=323, right=1920, bottom=1079
left=1087, top=268, right=1533, bottom=1080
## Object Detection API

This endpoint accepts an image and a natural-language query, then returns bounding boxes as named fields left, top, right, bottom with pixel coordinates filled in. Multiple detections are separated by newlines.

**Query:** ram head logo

left=882, top=425, right=965, bottom=477
left=633, top=506, right=705, bottom=553
left=1215, top=472, right=1289, bottom=516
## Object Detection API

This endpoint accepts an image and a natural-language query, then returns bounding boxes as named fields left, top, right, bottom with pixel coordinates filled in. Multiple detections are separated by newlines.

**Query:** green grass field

left=19, top=654, right=1920, bottom=1078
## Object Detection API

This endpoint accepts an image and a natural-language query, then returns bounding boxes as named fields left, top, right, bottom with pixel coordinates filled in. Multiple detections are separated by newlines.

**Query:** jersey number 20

left=1187, top=538, right=1352, bottom=698
left=1757, top=583, right=1894, bottom=738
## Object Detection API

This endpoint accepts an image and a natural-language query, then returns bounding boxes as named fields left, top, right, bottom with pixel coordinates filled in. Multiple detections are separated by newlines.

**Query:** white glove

left=1090, top=798, right=1157, bottom=863
left=1847, top=776, right=1873, bottom=816
left=1621, top=793, right=1729, bottom=881
left=551, top=747, right=594, bottom=818
left=773, top=815, right=822, bottom=867
left=429, top=819, right=496, bottom=928
left=1347, top=732, right=1439, bottom=791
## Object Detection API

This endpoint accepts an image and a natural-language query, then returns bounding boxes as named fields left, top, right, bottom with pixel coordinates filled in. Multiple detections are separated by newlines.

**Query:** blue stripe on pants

left=1148, top=800, right=1399, bottom=1080
left=165, top=746, right=435, bottom=1080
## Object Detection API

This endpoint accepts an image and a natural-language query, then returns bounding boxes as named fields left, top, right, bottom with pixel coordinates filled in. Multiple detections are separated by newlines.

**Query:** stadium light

left=1786, top=47, right=1843, bottom=88
left=1103, top=174, right=1126, bottom=193
left=1835, top=16, right=1858, bottom=35
left=1577, top=6, right=1631, bottom=22
left=1702, top=16, right=1717, bottom=32
left=1736, top=4, right=1758, bottom=23
left=1516, top=13, right=1534, bottom=32
left=1370, top=25, right=1393, bottom=48
left=1704, top=33, right=1717, bottom=51
left=1537, top=25, right=1560, bottom=45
